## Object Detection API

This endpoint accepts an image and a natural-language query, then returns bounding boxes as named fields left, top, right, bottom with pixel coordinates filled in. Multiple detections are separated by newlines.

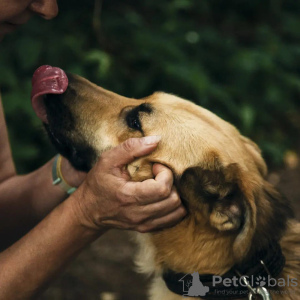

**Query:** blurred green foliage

left=0, top=0, right=299, bottom=173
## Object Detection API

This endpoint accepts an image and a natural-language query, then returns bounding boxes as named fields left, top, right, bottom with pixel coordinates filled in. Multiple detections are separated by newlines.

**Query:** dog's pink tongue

left=31, top=65, right=68, bottom=123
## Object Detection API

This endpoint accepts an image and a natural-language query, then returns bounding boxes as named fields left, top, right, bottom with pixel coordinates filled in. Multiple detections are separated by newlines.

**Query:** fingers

left=136, top=187, right=187, bottom=231
left=153, top=163, right=173, bottom=187
left=124, top=186, right=186, bottom=232
left=152, top=163, right=172, bottom=178
left=140, top=187, right=181, bottom=216
left=101, top=136, right=161, bottom=169
left=122, top=163, right=174, bottom=204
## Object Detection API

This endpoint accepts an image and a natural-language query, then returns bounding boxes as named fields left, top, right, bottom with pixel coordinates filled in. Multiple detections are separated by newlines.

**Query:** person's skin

left=0, top=1, right=186, bottom=299
left=0, top=0, right=58, bottom=41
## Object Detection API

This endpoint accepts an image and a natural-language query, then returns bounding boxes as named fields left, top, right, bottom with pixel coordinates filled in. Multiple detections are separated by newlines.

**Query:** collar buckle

left=235, top=262, right=273, bottom=300
left=248, top=287, right=272, bottom=300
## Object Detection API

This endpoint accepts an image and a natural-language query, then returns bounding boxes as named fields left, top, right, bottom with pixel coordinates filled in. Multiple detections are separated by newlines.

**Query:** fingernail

left=142, top=135, right=161, bottom=145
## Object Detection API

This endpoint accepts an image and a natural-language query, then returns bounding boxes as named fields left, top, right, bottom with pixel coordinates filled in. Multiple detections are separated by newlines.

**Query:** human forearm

left=0, top=191, right=104, bottom=300
left=0, top=157, right=77, bottom=247
left=0, top=97, right=16, bottom=183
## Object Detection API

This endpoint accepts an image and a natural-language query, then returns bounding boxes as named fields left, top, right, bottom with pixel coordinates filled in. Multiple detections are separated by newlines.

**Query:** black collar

left=162, top=241, right=285, bottom=299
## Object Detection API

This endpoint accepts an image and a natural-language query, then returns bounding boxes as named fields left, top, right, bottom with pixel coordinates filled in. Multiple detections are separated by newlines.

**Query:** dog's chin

left=39, top=91, right=96, bottom=172
left=44, top=120, right=97, bottom=173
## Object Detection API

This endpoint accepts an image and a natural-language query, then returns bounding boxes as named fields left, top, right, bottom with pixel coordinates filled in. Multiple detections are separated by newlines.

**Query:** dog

left=31, top=66, right=300, bottom=300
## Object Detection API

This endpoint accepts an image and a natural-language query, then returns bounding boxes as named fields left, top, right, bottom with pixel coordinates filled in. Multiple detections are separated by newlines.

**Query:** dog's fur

left=42, top=73, right=300, bottom=299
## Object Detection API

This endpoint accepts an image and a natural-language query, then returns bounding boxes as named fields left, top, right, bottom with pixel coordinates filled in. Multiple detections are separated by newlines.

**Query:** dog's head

left=32, top=68, right=292, bottom=264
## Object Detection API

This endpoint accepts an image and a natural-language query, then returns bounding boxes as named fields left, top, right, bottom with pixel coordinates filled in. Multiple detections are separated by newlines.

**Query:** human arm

left=0, top=156, right=86, bottom=248
left=0, top=96, right=86, bottom=248
left=0, top=193, right=101, bottom=300
left=0, top=137, right=186, bottom=300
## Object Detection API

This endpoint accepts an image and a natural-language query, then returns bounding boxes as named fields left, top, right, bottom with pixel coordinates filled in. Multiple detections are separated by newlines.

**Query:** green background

left=1, top=0, right=299, bottom=173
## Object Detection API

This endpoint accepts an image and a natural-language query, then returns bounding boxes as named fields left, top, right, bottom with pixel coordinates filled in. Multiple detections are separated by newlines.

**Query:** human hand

left=72, top=136, right=186, bottom=233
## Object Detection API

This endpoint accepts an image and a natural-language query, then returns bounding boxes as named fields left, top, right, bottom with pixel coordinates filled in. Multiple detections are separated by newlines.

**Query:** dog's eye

left=126, top=112, right=142, bottom=131
left=128, top=117, right=141, bottom=130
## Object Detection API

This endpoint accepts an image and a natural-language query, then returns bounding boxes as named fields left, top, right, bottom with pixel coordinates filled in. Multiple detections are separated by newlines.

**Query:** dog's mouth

left=31, top=65, right=96, bottom=171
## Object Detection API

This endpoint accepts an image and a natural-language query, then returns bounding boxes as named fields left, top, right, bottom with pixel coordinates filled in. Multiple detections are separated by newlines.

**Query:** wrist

left=66, top=183, right=109, bottom=234
left=52, top=155, right=77, bottom=195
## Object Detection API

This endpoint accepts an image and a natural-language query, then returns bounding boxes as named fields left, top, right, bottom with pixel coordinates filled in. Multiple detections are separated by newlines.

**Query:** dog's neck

left=162, top=240, right=285, bottom=299
left=151, top=217, right=238, bottom=275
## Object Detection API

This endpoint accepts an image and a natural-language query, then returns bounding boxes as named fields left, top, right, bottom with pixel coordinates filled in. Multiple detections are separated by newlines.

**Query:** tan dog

left=39, top=73, right=300, bottom=300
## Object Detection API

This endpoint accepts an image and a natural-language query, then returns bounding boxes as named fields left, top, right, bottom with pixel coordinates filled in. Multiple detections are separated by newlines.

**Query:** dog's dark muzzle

left=31, top=66, right=96, bottom=171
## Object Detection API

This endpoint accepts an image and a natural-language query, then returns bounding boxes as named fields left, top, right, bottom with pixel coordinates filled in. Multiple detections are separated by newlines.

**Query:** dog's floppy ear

left=240, top=136, right=267, bottom=177
left=179, top=158, right=256, bottom=260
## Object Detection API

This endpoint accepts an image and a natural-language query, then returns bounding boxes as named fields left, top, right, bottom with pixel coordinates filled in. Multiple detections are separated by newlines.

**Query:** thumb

left=104, top=136, right=161, bottom=168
